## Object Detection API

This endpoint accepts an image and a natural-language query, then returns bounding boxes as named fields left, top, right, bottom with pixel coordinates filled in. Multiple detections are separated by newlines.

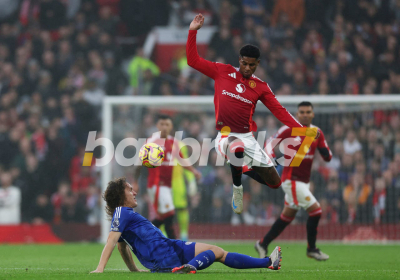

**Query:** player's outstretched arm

left=260, top=89, right=303, bottom=128
left=90, top=231, right=121, bottom=273
left=118, top=242, right=148, bottom=272
left=186, top=14, right=218, bottom=79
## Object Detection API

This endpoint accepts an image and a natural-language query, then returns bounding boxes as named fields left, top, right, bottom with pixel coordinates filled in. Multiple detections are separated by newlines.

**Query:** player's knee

left=308, top=205, right=322, bottom=217
left=210, top=246, right=225, bottom=261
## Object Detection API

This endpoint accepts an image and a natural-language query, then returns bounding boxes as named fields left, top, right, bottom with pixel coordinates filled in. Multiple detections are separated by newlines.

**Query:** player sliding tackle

left=91, top=178, right=282, bottom=274
left=187, top=14, right=303, bottom=214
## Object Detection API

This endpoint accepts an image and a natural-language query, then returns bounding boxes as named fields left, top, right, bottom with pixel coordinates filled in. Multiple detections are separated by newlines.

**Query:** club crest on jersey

left=111, top=217, right=120, bottom=231
left=236, top=83, right=246, bottom=93
left=249, top=80, right=256, bottom=88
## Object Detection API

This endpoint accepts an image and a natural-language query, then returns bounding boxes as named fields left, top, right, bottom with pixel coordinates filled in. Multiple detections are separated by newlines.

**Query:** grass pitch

left=0, top=242, right=399, bottom=279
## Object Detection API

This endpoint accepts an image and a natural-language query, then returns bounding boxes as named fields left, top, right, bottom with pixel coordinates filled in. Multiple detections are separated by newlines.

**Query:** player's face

left=124, top=183, right=138, bottom=208
left=156, top=119, right=173, bottom=137
left=239, top=56, right=260, bottom=79
left=297, top=106, right=314, bottom=126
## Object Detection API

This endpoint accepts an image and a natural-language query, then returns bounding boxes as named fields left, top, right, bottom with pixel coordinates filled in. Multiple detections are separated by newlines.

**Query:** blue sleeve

left=110, top=207, right=129, bottom=233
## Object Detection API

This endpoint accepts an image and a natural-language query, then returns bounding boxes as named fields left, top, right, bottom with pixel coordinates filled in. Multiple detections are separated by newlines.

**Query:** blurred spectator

left=321, top=170, right=342, bottom=224
left=51, top=181, right=70, bottom=223
left=30, top=194, right=54, bottom=224
left=0, top=172, right=21, bottom=224
left=343, top=131, right=362, bottom=155
left=86, top=184, right=101, bottom=225
left=343, top=173, right=372, bottom=224
left=39, top=0, right=67, bottom=30
left=271, top=0, right=305, bottom=28
left=61, top=192, right=87, bottom=223
left=373, top=177, right=386, bottom=224
left=127, top=48, right=160, bottom=92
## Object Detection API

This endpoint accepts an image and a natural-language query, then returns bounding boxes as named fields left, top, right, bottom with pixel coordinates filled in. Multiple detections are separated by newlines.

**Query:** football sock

left=188, top=250, right=216, bottom=270
left=177, top=209, right=189, bottom=241
left=224, top=253, right=271, bottom=269
left=227, top=139, right=244, bottom=187
left=230, top=164, right=243, bottom=186
left=164, top=215, right=176, bottom=239
left=307, top=208, right=322, bottom=250
left=261, top=214, right=294, bottom=248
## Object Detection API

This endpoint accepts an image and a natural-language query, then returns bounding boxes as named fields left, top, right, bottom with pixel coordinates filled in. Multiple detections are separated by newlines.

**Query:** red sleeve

left=317, top=129, right=332, bottom=162
left=260, top=84, right=303, bottom=128
left=186, top=30, right=219, bottom=79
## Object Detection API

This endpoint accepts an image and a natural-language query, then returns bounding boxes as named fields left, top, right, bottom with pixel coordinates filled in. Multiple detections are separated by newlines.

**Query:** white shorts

left=147, top=185, right=175, bottom=214
left=215, top=132, right=274, bottom=168
left=281, top=180, right=317, bottom=210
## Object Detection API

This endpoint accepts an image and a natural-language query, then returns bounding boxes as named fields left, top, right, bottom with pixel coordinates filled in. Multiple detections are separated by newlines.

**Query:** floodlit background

left=1, top=0, right=400, bottom=246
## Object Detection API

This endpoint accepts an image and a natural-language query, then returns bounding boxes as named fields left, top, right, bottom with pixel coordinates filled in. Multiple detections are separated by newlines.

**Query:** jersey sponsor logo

left=228, top=72, right=236, bottom=78
left=305, top=196, right=311, bottom=201
left=185, top=242, right=193, bottom=245
left=221, top=90, right=252, bottom=104
left=235, top=83, right=246, bottom=93
left=249, top=80, right=256, bottom=88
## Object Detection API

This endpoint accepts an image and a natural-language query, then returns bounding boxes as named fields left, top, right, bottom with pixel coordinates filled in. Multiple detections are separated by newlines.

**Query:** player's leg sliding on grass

left=91, top=178, right=282, bottom=274
left=172, top=243, right=282, bottom=274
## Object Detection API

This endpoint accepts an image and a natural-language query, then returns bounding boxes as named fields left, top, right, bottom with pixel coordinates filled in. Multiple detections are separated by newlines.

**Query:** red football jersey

left=186, top=30, right=302, bottom=133
left=146, top=135, right=182, bottom=188
left=267, top=125, right=332, bottom=183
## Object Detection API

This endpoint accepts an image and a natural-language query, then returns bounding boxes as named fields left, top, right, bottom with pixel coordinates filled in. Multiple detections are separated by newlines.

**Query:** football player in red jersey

left=255, top=102, right=332, bottom=261
left=187, top=14, right=303, bottom=215
left=135, top=115, right=201, bottom=239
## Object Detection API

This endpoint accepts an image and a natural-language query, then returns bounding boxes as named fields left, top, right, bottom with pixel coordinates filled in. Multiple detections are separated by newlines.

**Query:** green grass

left=0, top=242, right=399, bottom=279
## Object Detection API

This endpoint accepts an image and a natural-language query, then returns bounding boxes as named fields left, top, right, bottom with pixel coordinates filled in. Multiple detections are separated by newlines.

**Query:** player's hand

left=189, top=14, right=205, bottom=30
left=90, top=269, right=103, bottom=273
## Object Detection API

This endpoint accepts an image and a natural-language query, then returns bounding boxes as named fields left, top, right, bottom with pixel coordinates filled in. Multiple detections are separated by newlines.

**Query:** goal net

left=100, top=95, right=400, bottom=243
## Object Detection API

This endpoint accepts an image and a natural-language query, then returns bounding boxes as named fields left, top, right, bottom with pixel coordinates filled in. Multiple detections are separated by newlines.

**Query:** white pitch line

left=0, top=268, right=70, bottom=271
left=206, top=268, right=398, bottom=272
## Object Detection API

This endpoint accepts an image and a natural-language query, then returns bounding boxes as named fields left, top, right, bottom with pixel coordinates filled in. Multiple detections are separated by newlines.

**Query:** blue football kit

left=110, top=207, right=196, bottom=272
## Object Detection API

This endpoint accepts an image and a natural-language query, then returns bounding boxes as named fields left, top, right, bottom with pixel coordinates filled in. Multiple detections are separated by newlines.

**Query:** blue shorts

left=151, top=240, right=196, bottom=273
left=172, top=240, right=196, bottom=265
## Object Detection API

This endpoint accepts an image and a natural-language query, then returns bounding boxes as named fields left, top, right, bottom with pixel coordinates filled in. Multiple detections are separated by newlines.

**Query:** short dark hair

left=157, top=114, right=172, bottom=121
left=103, top=177, right=127, bottom=219
left=298, top=101, right=313, bottom=109
left=240, top=45, right=260, bottom=60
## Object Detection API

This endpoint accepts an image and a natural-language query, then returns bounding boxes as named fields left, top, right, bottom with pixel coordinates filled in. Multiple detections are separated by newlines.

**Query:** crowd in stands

left=1, top=0, right=400, bottom=230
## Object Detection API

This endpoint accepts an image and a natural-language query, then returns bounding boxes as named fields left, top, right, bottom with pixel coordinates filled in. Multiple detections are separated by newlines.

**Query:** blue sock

left=224, top=253, right=271, bottom=269
left=188, top=250, right=216, bottom=270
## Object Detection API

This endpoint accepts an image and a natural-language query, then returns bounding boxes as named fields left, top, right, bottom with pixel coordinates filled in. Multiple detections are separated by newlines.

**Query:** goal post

left=100, top=95, right=400, bottom=243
